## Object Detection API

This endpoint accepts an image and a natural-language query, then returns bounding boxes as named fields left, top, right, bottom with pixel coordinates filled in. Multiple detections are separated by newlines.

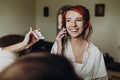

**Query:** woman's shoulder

left=89, top=42, right=100, bottom=50
left=88, top=42, right=102, bottom=55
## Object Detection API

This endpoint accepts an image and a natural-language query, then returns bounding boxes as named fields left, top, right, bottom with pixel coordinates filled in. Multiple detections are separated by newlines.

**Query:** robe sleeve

left=93, top=51, right=108, bottom=80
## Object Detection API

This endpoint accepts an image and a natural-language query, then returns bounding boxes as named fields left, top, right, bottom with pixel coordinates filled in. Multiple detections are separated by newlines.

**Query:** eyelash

left=66, top=20, right=70, bottom=22
left=77, top=19, right=82, bottom=21
left=66, top=19, right=82, bottom=22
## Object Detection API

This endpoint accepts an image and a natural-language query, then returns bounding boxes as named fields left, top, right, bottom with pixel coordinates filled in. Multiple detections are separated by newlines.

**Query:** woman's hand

left=23, top=27, right=41, bottom=49
left=56, top=28, right=67, bottom=55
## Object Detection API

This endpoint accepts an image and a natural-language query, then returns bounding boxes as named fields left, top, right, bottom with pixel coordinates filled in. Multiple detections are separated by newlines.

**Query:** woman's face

left=65, top=10, right=85, bottom=38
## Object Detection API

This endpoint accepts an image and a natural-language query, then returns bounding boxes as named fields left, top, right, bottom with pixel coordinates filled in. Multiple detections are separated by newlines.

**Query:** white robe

left=51, top=40, right=108, bottom=80
left=0, top=49, right=17, bottom=72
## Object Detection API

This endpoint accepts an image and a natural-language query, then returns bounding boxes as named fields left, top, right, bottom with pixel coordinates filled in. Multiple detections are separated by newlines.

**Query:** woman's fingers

left=57, top=28, right=66, bottom=39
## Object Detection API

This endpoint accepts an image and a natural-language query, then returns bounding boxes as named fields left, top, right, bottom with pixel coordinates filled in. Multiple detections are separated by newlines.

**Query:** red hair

left=62, top=5, right=93, bottom=40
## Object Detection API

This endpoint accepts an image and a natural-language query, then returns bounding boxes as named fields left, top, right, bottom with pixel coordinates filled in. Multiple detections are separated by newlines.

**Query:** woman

left=57, top=5, right=71, bottom=30
left=51, top=5, right=108, bottom=80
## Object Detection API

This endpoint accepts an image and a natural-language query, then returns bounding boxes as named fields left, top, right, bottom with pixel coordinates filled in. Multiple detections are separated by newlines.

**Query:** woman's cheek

left=66, top=23, right=70, bottom=28
left=77, top=22, right=84, bottom=27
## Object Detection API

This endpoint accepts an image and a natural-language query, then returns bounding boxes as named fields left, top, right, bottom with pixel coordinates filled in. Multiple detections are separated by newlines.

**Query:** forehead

left=66, top=10, right=83, bottom=18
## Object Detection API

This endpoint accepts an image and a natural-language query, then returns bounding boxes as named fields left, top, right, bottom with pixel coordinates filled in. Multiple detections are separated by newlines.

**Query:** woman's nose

left=71, top=20, right=76, bottom=27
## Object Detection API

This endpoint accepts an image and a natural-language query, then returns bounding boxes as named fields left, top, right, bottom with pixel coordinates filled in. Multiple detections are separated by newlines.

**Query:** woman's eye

left=76, top=19, right=82, bottom=21
left=66, top=19, right=70, bottom=22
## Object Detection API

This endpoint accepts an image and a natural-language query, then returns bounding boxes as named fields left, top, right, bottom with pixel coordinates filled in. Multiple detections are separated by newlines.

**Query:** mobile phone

left=32, top=30, right=44, bottom=39
left=61, top=28, right=68, bottom=44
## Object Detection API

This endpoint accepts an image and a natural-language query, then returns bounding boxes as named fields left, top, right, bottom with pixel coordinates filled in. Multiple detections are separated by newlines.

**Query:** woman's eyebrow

left=77, top=17, right=83, bottom=19
left=66, top=18, right=71, bottom=19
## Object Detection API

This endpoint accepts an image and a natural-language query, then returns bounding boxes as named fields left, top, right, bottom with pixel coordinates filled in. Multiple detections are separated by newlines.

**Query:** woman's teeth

left=71, top=29, right=78, bottom=32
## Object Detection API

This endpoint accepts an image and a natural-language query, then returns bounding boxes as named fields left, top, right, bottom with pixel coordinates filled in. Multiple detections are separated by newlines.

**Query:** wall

left=0, top=0, right=36, bottom=36
left=36, top=0, right=120, bottom=62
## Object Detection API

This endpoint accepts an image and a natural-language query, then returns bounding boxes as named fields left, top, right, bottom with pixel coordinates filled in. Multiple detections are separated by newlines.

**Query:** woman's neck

left=70, top=37, right=85, bottom=45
